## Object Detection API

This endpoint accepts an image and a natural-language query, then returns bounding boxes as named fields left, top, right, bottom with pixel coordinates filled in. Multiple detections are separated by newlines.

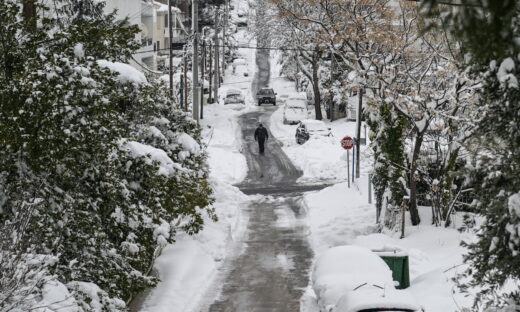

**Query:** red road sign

left=341, top=136, right=355, bottom=150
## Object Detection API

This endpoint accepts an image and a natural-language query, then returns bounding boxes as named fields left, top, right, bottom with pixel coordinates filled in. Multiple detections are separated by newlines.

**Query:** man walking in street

left=254, top=123, right=269, bottom=154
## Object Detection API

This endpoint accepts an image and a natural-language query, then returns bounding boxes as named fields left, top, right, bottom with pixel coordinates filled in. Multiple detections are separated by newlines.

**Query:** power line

left=133, top=43, right=317, bottom=55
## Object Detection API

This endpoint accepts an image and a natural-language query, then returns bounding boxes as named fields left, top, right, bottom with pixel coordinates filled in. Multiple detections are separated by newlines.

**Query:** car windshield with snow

left=313, top=246, right=423, bottom=312
left=283, top=98, right=308, bottom=124
left=295, top=119, right=331, bottom=144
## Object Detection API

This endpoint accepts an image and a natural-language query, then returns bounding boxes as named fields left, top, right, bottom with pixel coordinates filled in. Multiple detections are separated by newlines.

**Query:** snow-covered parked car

left=290, top=92, right=307, bottom=100
left=236, top=15, right=248, bottom=28
left=295, top=119, right=331, bottom=144
left=224, top=89, right=245, bottom=106
left=312, top=245, right=423, bottom=312
left=232, top=58, right=247, bottom=69
left=283, top=98, right=309, bottom=124
left=234, top=63, right=249, bottom=77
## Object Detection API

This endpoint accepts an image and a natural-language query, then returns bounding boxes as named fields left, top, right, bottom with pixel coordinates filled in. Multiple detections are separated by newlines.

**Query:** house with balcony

left=104, top=0, right=191, bottom=72
left=140, top=0, right=156, bottom=69
left=153, top=1, right=191, bottom=70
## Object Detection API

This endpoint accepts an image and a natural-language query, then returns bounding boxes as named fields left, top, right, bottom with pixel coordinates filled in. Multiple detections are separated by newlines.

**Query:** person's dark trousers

left=258, top=139, right=265, bottom=154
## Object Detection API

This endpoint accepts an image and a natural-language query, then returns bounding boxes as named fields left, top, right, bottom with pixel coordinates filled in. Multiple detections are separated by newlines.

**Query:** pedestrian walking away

left=254, top=123, right=269, bottom=154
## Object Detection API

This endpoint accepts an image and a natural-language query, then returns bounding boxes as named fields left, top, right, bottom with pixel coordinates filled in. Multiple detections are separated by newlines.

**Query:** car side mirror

left=275, top=93, right=277, bottom=95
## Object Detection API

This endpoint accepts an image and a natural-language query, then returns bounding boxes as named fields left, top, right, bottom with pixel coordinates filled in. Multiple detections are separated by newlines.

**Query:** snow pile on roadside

left=202, top=104, right=248, bottom=184
left=304, top=178, right=377, bottom=254
left=139, top=26, right=253, bottom=311
left=139, top=178, right=248, bottom=312
left=138, top=103, right=250, bottom=312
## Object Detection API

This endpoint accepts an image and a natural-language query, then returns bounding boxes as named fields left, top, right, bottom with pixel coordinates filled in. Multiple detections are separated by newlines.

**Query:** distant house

left=154, top=0, right=190, bottom=55
left=103, top=0, right=191, bottom=71
left=154, top=0, right=192, bottom=71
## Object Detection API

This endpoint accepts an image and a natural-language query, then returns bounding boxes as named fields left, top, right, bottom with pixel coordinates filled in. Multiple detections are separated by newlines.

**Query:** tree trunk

left=312, top=54, right=322, bottom=120
left=409, top=132, right=423, bottom=225
left=442, top=148, right=459, bottom=220
left=23, top=1, right=37, bottom=30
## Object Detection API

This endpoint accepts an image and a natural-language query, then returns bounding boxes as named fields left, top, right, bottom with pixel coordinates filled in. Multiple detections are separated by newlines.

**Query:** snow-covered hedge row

left=0, top=1, right=213, bottom=311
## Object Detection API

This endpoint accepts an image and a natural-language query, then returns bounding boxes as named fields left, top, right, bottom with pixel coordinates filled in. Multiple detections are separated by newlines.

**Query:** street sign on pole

left=341, top=136, right=355, bottom=150
left=341, top=136, right=354, bottom=188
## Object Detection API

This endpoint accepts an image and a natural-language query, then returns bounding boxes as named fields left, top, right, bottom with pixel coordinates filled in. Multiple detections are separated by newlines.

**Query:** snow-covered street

left=134, top=18, right=473, bottom=312
left=3, top=0, right=519, bottom=311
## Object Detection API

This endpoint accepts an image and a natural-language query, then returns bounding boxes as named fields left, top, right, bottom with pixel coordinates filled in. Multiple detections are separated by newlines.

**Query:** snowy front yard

left=265, top=63, right=476, bottom=311
left=300, top=180, right=474, bottom=311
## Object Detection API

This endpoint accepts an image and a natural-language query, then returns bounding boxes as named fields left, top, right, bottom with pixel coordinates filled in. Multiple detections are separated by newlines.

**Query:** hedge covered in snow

left=0, top=1, right=213, bottom=310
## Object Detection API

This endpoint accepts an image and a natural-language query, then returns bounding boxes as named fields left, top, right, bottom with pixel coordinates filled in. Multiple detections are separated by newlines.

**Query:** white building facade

left=103, top=0, right=189, bottom=72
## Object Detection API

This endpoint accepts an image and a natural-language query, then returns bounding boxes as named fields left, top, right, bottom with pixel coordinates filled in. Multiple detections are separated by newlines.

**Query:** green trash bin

left=376, top=251, right=410, bottom=289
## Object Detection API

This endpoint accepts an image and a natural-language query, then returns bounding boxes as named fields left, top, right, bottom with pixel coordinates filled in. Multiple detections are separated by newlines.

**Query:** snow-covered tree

left=418, top=0, right=520, bottom=308
left=0, top=1, right=214, bottom=310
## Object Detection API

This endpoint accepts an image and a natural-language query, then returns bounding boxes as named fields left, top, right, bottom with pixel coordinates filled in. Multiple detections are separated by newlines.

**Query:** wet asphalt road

left=204, top=24, right=326, bottom=312
left=207, top=197, right=313, bottom=312
left=206, top=105, right=320, bottom=311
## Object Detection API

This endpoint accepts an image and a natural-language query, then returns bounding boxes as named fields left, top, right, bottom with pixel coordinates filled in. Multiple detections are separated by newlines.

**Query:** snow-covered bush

left=0, top=1, right=214, bottom=310
left=418, top=0, right=520, bottom=307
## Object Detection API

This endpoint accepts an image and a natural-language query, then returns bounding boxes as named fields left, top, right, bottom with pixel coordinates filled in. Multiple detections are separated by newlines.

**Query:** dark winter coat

left=254, top=126, right=269, bottom=142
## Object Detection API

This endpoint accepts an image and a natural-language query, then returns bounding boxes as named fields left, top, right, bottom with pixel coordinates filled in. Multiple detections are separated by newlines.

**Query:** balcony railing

left=141, top=37, right=153, bottom=47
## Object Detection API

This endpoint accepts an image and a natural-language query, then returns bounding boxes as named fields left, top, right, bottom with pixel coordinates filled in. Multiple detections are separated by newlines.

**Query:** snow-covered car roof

left=286, top=98, right=307, bottom=108
left=287, top=92, right=307, bottom=100
left=299, top=119, right=329, bottom=131
left=334, top=287, right=422, bottom=312
left=226, top=89, right=242, bottom=96
left=258, top=88, right=274, bottom=93
left=312, top=246, right=396, bottom=312
left=233, top=58, right=247, bottom=65
left=235, top=64, right=248, bottom=73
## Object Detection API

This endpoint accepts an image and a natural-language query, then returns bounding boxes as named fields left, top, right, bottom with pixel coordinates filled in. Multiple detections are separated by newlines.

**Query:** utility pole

left=168, top=0, right=174, bottom=99
left=201, top=37, right=206, bottom=119
left=214, top=13, right=220, bottom=103
left=356, top=88, right=363, bottom=179
left=222, top=0, right=228, bottom=76
left=330, top=53, right=335, bottom=122
left=192, top=0, right=199, bottom=123
left=208, top=40, right=213, bottom=104
left=295, top=55, right=300, bottom=92
left=183, top=48, right=188, bottom=112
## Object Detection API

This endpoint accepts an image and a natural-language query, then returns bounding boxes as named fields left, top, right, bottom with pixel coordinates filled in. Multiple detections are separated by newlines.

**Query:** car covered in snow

left=283, top=98, right=309, bottom=124
left=256, top=88, right=277, bottom=105
left=289, top=92, right=307, bottom=101
left=312, top=245, right=423, bottom=312
left=232, top=58, right=247, bottom=69
left=236, top=16, right=248, bottom=28
left=295, top=119, right=331, bottom=144
left=234, top=63, right=249, bottom=77
left=224, top=89, right=245, bottom=106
